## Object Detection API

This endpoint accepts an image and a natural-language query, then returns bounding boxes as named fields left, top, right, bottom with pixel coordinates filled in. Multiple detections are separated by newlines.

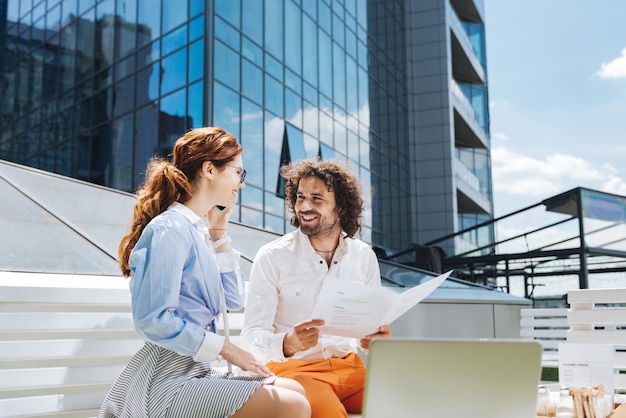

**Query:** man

left=241, top=160, right=391, bottom=418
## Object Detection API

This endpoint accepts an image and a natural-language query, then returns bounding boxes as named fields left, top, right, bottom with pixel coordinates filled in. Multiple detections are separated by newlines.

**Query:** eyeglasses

left=227, top=165, right=246, bottom=183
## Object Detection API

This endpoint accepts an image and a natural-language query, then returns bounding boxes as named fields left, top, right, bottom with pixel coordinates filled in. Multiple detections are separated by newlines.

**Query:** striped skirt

left=98, top=342, right=275, bottom=418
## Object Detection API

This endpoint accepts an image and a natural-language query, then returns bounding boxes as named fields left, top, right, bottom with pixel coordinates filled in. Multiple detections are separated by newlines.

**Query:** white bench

left=567, top=288, right=626, bottom=393
left=0, top=273, right=362, bottom=417
left=519, top=307, right=568, bottom=368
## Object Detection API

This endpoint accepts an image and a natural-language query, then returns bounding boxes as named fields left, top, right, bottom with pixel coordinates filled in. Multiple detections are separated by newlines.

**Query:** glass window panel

left=189, top=15, right=204, bottom=42
left=285, top=88, right=301, bottom=128
left=319, top=110, right=333, bottom=147
left=214, top=41, right=240, bottom=90
left=161, top=47, right=186, bottom=96
left=265, top=52, right=282, bottom=82
left=162, top=0, right=187, bottom=34
left=264, top=111, right=283, bottom=190
left=45, top=3, right=61, bottom=31
left=265, top=191, right=285, bottom=219
left=136, top=61, right=159, bottom=107
left=284, top=0, right=301, bottom=75
left=113, top=75, right=135, bottom=117
left=241, top=98, right=263, bottom=188
left=76, top=7, right=95, bottom=80
left=115, top=0, right=137, bottom=58
left=158, top=88, right=187, bottom=155
left=242, top=59, right=262, bottom=105
left=190, top=0, right=204, bottom=18
left=264, top=0, right=283, bottom=61
left=302, top=102, right=318, bottom=138
left=215, top=16, right=240, bottom=51
left=241, top=0, right=262, bottom=41
left=318, top=30, right=332, bottom=98
left=134, top=103, right=160, bottom=186
left=346, top=56, right=358, bottom=115
left=318, top=1, right=331, bottom=34
left=346, top=27, right=357, bottom=59
left=286, top=124, right=305, bottom=162
left=241, top=207, right=263, bottom=229
left=137, top=39, right=160, bottom=68
left=333, top=42, right=346, bottom=109
left=161, top=24, right=186, bottom=57
left=319, top=93, right=332, bottom=114
left=8, top=1, right=19, bottom=21
left=264, top=74, right=283, bottom=117
left=358, top=65, right=368, bottom=113
left=213, top=82, right=240, bottom=139
left=320, top=143, right=334, bottom=160
left=241, top=184, right=263, bottom=211
left=188, top=39, right=204, bottom=83
left=303, top=133, right=319, bottom=159
left=138, top=0, right=160, bottom=47
left=334, top=119, right=347, bottom=155
left=187, top=80, right=204, bottom=128
left=285, top=68, right=301, bottom=95
left=302, top=14, right=317, bottom=87
left=242, top=36, right=263, bottom=66
left=303, top=82, right=317, bottom=106
left=332, top=12, right=344, bottom=47
left=264, top=213, right=284, bottom=234
left=61, top=0, right=78, bottom=26
left=111, top=112, right=134, bottom=190
left=215, top=0, right=241, bottom=30
left=302, top=0, right=316, bottom=20
left=79, top=0, right=95, bottom=16
left=357, top=38, right=367, bottom=68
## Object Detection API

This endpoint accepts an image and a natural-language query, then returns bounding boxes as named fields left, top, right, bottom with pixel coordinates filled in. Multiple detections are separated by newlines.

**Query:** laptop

left=362, top=338, right=543, bottom=418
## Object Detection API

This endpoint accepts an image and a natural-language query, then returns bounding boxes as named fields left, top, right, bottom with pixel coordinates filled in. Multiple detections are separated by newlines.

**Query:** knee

left=275, top=388, right=311, bottom=418
left=274, top=377, right=307, bottom=397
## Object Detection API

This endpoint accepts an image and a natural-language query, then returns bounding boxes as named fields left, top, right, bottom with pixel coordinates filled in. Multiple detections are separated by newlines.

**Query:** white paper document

left=558, top=343, right=615, bottom=394
left=311, top=270, right=452, bottom=338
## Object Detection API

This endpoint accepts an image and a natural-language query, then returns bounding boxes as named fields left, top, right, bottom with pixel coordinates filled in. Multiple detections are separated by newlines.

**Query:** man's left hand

left=359, top=325, right=392, bottom=351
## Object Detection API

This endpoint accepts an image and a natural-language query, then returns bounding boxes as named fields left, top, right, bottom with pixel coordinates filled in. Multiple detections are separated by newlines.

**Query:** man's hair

left=280, top=160, right=364, bottom=238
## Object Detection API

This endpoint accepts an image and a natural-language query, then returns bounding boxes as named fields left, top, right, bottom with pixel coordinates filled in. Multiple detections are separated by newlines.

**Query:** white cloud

left=594, top=47, right=626, bottom=79
left=492, top=132, right=509, bottom=142
left=492, top=147, right=626, bottom=199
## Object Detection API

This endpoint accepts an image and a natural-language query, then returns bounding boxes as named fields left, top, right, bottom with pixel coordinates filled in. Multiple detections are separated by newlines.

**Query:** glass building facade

left=0, top=0, right=493, bottom=256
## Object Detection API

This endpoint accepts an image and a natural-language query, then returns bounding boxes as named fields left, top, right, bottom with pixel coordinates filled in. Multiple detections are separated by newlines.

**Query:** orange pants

left=267, top=352, right=366, bottom=418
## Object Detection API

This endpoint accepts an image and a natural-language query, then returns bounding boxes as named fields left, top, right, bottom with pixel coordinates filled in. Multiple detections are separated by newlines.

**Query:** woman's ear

left=202, top=161, right=214, bottom=178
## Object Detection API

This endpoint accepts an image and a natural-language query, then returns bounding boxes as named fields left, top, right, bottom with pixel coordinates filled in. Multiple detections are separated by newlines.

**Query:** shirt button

left=296, top=292, right=300, bottom=296
left=333, top=261, right=337, bottom=264
left=319, top=261, right=323, bottom=264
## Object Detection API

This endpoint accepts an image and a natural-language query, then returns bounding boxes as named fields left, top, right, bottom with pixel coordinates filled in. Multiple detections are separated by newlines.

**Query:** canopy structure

left=390, top=187, right=626, bottom=298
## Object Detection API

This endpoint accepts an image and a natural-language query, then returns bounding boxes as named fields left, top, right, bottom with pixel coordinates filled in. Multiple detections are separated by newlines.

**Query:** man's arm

left=240, top=250, right=288, bottom=363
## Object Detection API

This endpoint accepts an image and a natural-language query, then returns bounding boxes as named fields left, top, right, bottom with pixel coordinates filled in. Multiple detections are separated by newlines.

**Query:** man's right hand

left=283, top=319, right=325, bottom=357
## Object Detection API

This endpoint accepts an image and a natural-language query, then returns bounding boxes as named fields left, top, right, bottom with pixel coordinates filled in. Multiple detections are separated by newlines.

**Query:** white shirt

left=241, top=229, right=381, bottom=363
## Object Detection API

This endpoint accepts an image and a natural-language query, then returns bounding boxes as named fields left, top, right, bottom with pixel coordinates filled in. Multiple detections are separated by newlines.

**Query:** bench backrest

left=519, top=307, right=568, bottom=368
left=567, top=288, right=626, bottom=393
left=0, top=276, right=143, bottom=418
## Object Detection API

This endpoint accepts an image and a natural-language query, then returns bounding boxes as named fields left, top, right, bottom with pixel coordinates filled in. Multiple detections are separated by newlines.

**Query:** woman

left=99, top=127, right=310, bottom=418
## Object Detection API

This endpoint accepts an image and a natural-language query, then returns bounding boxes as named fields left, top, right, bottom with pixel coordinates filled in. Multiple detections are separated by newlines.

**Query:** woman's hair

left=118, top=127, right=242, bottom=277
left=281, top=159, right=364, bottom=238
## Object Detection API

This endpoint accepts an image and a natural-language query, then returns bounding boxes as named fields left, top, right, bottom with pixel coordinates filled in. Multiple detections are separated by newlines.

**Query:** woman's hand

left=359, top=325, right=392, bottom=351
left=219, top=340, right=274, bottom=377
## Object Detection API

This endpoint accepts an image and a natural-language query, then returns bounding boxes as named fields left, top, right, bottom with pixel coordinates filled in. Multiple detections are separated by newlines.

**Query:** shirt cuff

left=193, top=332, right=225, bottom=363
left=216, top=250, right=241, bottom=273
left=270, top=332, right=288, bottom=361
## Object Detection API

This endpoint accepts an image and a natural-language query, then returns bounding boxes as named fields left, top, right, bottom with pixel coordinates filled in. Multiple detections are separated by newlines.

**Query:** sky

left=483, top=1, right=626, bottom=297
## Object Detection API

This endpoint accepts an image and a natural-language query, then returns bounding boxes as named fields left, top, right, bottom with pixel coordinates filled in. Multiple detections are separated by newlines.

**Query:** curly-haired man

left=242, top=160, right=392, bottom=418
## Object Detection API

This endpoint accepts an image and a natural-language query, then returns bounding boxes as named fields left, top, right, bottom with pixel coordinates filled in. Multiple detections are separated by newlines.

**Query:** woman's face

left=214, top=153, right=245, bottom=208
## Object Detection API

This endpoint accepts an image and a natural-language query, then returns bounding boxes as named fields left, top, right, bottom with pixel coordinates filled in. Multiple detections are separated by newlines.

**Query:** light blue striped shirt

left=129, top=203, right=244, bottom=362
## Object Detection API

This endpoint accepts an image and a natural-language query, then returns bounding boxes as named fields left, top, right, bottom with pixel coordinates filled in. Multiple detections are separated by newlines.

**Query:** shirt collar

left=168, top=202, right=205, bottom=228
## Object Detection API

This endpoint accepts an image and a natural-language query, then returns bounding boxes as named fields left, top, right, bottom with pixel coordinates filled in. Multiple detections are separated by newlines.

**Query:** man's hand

left=283, top=319, right=325, bottom=357
left=359, top=325, right=392, bottom=351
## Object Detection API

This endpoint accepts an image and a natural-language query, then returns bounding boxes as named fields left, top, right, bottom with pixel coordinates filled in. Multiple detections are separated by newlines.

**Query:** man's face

left=294, top=176, right=340, bottom=238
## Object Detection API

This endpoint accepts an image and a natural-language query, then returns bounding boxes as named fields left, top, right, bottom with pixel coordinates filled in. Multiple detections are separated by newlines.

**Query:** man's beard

left=299, top=212, right=339, bottom=238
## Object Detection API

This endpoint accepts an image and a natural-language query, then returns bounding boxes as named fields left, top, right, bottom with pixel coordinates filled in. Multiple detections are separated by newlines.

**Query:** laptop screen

left=362, top=338, right=542, bottom=418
